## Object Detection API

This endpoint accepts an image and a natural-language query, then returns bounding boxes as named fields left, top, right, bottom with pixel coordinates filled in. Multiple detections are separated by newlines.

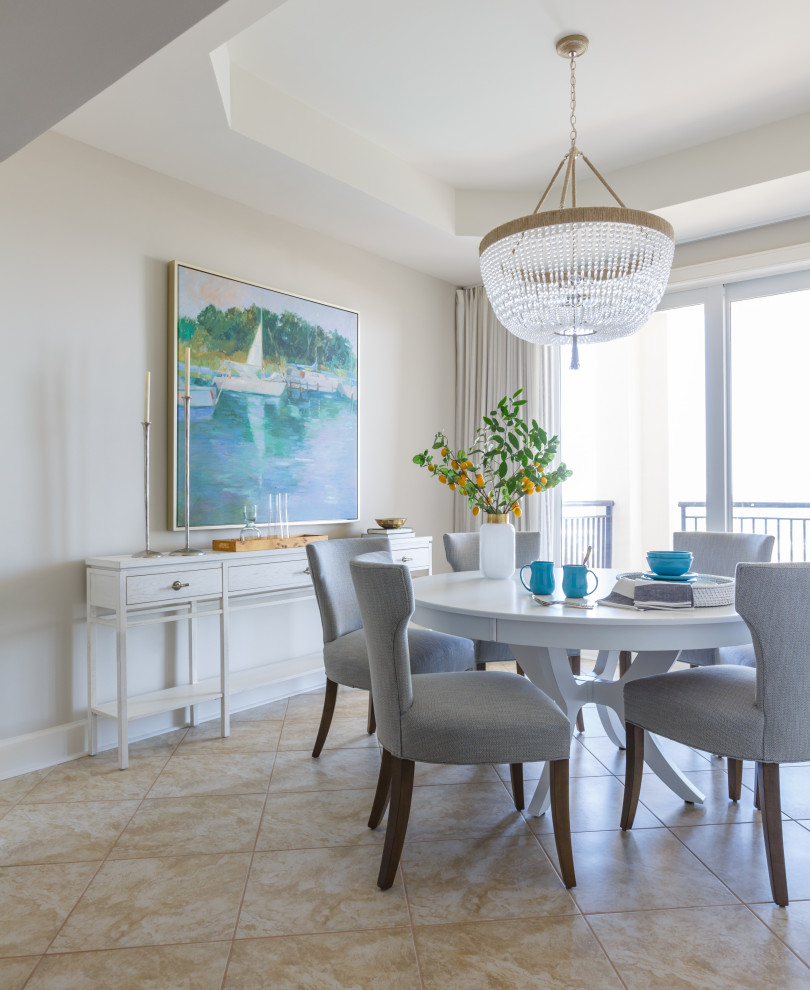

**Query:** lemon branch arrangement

left=413, top=389, right=572, bottom=518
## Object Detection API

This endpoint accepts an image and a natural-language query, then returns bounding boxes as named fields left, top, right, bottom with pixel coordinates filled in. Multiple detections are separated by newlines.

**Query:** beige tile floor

left=3, top=666, right=810, bottom=989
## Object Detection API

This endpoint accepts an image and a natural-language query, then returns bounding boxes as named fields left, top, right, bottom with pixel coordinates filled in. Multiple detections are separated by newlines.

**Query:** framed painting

left=169, top=261, right=359, bottom=530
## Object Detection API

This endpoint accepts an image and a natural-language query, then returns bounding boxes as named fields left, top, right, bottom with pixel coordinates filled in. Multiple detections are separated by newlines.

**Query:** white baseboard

left=0, top=721, right=88, bottom=780
left=0, top=662, right=326, bottom=781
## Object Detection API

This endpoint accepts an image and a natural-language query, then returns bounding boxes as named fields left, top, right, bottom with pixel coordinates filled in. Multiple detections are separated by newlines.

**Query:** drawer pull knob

left=304, top=567, right=311, bottom=574
left=401, top=556, right=414, bottom=562
left=171, top=580, right=190, bottom=590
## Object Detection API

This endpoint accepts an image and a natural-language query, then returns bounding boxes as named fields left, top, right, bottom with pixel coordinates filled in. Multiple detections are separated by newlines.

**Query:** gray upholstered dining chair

left=350, top=551, right=575, bottom=891
left=306, top=538, right=475, bottom=756
left=672, top=530, right=775, bottom=668
left=443, top=531, right=586, bottom=732
left=620, top=562, right=810, bottom=906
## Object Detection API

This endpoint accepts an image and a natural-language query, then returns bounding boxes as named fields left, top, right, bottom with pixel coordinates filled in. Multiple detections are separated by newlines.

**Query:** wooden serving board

left=212, top=535, right=328, bottom=552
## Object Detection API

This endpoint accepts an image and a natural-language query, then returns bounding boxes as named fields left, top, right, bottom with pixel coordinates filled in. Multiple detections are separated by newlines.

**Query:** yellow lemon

left=513, top=505, right=522, bottom=517
left=472, top=505, right=480, bottom=516
left=476, top=474, right=484, bottom=487
left=439, top=475, right=447, bottom=484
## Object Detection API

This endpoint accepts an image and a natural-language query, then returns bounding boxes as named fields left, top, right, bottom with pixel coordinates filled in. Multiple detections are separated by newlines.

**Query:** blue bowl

left=646, top=551, right=693, bottom=576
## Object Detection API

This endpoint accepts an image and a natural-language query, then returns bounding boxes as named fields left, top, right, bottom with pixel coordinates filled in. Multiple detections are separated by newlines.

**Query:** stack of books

left=366, top=526, right=414, bottom=536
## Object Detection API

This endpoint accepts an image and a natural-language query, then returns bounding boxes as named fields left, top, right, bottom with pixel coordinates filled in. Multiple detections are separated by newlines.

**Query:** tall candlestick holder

left=133, top=421, right=164, bottom=558
left=171, top=395, right=205, bottom=556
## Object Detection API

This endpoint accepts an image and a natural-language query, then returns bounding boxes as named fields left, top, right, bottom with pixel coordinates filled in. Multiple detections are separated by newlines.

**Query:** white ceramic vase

left=479, top=514, right=516, bottom=579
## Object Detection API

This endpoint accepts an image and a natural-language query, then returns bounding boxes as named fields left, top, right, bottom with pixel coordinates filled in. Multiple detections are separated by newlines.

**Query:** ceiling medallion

left=479, top=34, right=675, bottom=368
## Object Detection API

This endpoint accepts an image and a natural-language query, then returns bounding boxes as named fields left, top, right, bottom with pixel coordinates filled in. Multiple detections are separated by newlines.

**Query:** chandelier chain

left=569, top=51, right=578, bottom=150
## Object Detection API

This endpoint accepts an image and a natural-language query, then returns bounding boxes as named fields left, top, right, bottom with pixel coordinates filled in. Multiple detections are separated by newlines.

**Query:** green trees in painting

left=178, top=304, right=356, bottom=375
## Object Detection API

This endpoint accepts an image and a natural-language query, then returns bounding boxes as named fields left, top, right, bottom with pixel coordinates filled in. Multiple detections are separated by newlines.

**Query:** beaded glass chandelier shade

left=479, top=35, right=675, bottom=364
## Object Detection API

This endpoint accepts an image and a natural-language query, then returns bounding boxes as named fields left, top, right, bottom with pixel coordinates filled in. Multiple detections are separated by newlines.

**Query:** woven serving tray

left=616, top=572, right=735, bottom=607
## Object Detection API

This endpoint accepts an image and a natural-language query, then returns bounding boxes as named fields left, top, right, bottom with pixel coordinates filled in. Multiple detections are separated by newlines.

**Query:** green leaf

left=498, top=461, right=507, bottom=478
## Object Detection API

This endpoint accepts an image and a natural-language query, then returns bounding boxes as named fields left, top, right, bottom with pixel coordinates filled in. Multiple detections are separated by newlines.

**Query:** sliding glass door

left=728, top=280, right=810, bottom=559
left=560, top=269, right=810, bottom=566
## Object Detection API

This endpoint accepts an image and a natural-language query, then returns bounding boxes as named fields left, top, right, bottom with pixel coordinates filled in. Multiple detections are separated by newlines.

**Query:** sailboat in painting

left=214, top=311, right=287, bottom=398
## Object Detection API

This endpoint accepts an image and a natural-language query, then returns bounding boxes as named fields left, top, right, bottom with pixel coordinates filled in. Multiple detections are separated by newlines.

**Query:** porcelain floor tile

left=580, top=734, right=713, bottom=776
left=286, top=687, right=368, bottom=719
left=412, top=762, right=500, bottom=786
left=403, top=782, right=531, bottom=842
left=539, top=827, right=738, bottom=913
left=231, top=698, right=288, bottom=721
left=25, top=941, right=231, bottom=990
left=178, top=720, right=282, bottom=753
left=223, top=929, right=421, bottom=989
left=109, top=794, right=265, bottom=858
left=493, top=742, right=613, bottom=783
left=627, top=769, right=762, bottom=827
left=672, top=820, right=810, bottom=902
left=237, top=846, right=410, bottom=938
left=414, top=916, right=623, bottom=990
left=749, top=898, right=810, bottom=966
left=277, top=716, right=378, bottom=751
left=0, top=862, right=100, bottom=956
left=0, top=956, right=39, bottom=990
left=101, top=728, right=188, bottom=758
left=742, top=764, right=810, bottom=820
left=257, top=787, right=384, bottom=850
left=268, top=748, right=381, bottom=793
left=20, top=757, right=167, bottom=805
left=0, top=770, right=51, bottom=804
left=0, top=800, right=139, bottom=865
left=524, top=774, right=660, bottom=834
left=401, top=834, right=577, bottom=925
left=589, top=905, right=810, bottom=989
left=147, top=751, right=275, bottom=798
left=50, top=853, right=250, bottom=952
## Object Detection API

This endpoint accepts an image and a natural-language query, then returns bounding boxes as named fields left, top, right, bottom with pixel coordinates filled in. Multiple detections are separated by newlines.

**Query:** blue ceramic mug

left=520, top=560, right=555, bottom=596
left=562, top=563, right=599, bottom=599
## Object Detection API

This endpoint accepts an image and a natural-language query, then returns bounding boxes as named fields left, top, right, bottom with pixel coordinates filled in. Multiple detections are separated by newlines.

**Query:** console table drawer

left=390, top=545, right=431, bottom=570
left=127, top=568, right=223, bottom=605
left=228, top=559, right=313, bottom=593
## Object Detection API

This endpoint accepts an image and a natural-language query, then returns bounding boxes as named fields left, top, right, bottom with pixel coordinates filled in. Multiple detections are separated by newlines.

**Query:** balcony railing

left=678, top=501, right=810, bottom=562
left=562, top=501, right=614, bottom=567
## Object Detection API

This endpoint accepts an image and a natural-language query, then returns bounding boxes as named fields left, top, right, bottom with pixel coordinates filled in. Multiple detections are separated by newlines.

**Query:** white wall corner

left=209, top=43, right=232, bottom=127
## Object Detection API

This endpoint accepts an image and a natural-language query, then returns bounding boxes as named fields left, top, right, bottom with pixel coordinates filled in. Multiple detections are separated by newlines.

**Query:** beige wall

left=0, top=132, right=456, bottom=767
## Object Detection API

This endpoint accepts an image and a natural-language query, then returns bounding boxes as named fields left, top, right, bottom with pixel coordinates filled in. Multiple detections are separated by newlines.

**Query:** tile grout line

left=218, top=716, right=285, bottom=990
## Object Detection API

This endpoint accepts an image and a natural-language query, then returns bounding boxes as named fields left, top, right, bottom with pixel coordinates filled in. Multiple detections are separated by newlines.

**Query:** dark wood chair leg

left=728, top=758, right=743, bottom=802
left=569, top=653, right=585, bottom=732
left=549, top=758, right=576, bottom=888
left=515, top=662, right=525, bottom=677
left=758, top=762, right=788, bottom=906
left=311, top=678, right=338, bottom=757
left=621, top=723, right=645, bottom=830
left=754, top=763, right=761, bottom=810
left=619, top=651, right=631, bottom=677
left=367, top=694, right=376, bottom=735
left=509, top=763, right=524, bottom=811
left=368, top=748, right=393, bottom=829
left=377, top=756, right=415, bottom=890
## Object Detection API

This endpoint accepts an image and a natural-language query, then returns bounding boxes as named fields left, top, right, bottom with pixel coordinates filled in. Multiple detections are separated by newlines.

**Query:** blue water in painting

left=178, top=390, right=358, bottom=526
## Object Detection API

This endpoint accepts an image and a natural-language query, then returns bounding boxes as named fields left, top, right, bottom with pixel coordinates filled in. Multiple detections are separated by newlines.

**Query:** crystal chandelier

left=479, top=34, right=675, bottom=368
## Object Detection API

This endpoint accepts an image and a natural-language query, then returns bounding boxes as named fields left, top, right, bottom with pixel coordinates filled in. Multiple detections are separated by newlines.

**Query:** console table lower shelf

left=85, top=537, right=432, bottom=768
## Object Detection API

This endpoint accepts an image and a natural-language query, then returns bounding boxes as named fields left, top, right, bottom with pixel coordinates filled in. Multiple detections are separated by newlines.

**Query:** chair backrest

left=673, top=531, right=774, bottom=577
left=735, top=562, right=810, bottom=762
left=350, top=552, right=415, bottom=757
left=443, top=531, right=541, bottom=572
left=306, top=537, right=391, bottom=643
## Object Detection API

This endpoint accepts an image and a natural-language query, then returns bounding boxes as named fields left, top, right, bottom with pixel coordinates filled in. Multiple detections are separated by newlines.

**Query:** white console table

left=86, top=535, right=432, bottom=768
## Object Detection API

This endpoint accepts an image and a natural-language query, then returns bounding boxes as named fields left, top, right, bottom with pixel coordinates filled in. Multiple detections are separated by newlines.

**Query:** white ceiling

left=36, top=0, right=810, bottom=283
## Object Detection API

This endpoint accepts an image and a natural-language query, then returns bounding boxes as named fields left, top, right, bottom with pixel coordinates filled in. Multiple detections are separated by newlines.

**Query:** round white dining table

left=411, top=568, right=752, bottom=816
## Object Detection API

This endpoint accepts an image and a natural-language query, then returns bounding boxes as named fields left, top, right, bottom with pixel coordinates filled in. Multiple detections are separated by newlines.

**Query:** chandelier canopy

left=479, top=35, right=675, bottom=367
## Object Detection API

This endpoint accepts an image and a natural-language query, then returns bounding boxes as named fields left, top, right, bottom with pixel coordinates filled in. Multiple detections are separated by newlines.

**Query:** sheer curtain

left=454, top=286, right=562, bottom=561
